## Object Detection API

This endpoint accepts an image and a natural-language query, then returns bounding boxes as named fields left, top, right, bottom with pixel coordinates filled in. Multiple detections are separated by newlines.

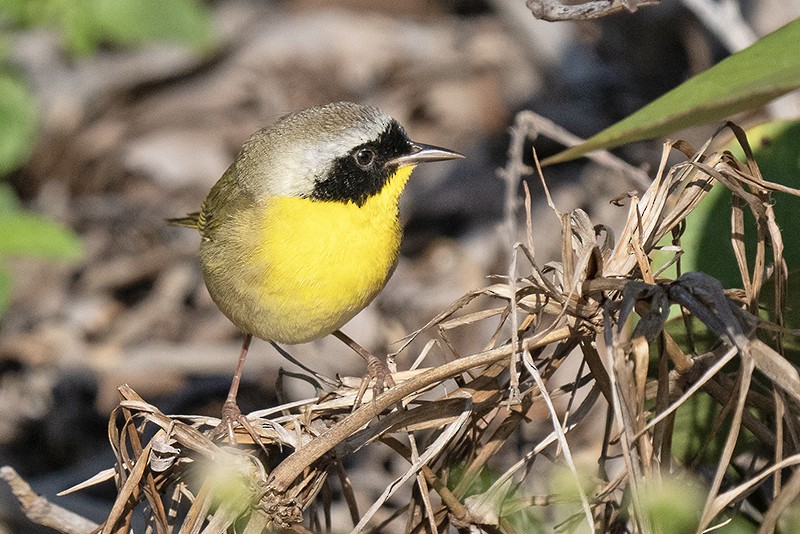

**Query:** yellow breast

left=201, top=165, right=414, bottom=344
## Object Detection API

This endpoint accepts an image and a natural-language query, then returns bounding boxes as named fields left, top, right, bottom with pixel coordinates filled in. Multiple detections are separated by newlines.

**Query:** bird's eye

left=353, top=148, right=376, bottom=169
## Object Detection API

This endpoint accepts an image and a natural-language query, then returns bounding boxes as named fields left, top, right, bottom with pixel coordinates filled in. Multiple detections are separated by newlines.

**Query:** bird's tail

left=166, top=213, right=201, bottom=229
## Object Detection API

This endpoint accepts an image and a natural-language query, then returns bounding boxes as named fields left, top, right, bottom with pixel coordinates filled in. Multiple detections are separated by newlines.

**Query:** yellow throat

left=201, top=165, right=415, bottom=344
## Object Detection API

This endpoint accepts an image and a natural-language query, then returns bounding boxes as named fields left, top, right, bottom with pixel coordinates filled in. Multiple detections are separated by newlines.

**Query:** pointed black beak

left=387, top=142, right=464, bottom=168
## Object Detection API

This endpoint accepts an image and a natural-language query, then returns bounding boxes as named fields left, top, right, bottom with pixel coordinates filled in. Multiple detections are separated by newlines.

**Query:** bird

left=169, top=102, right=463, bottom=442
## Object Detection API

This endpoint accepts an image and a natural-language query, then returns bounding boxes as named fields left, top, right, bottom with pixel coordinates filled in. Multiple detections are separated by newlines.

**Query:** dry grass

left=4, top=117, right=800, bottom=533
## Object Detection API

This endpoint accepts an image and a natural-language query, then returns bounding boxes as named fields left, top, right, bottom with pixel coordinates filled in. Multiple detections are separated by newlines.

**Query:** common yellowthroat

left=170, top=102, right=462, bottom=438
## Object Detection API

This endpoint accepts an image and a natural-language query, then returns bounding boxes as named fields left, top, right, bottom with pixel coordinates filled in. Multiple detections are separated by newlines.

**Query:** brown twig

left=526, top=0, right=660, bottom=21
left=0, top=466, right=99, bottom=534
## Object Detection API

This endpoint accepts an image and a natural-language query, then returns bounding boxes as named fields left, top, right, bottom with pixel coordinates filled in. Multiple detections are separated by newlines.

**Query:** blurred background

left=0, top=0, right=798, bottom=530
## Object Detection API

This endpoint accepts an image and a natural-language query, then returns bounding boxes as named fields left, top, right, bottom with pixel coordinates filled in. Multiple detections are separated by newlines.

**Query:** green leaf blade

left=0, top=72, right=39, bottom=175
left=542, top=18, right=800, bottom=165
left=0, top=211, right=82, bottom=260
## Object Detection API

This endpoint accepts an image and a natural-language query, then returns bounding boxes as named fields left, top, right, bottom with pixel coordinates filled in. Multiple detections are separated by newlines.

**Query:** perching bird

left=170, top=102, right=463, bottom=440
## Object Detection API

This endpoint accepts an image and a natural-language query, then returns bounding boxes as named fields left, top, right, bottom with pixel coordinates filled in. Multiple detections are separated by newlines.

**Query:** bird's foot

left=210, top=398, right=267, bottom=452
left=353, top=354, right=396, bottom=411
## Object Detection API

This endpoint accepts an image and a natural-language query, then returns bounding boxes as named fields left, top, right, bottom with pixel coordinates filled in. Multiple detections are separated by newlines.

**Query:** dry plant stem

left=405, top=463, right=470, bottom=526
left=106, top=404, right=151, bottom=532
left=605, top=329, right=651, bottom=533
left=526, top=1, right=660, bottom=21
left=121, top=405, right=170, bottom=533
left=522, top=351, right=594, bottom=531
left=729, top=122, right=790, bottom=347
left=513, top=111, right=651, bottom=188
left=701, top=376, right=775, bottom=448
left=451, top=407, right=529, bottom=498
left=635, top=343, right=780, bottom=449
left=414, top=471, right=436, bottom=534
left=579, top=340, right=613, bottom=403
left=273, top=525, right=314, bottom=534
left=773, top=389, right=785, bottom=498
left=240, top=511, right=273, bottom=534
left=708, top=454, right=800, bottom=528
left=266, top=325, right=572, bottom=494
left=0, top=467, right=100, bottom=534
left=500, top=113, right=527, bottom=399
left=370, top=504, right=411, bottom=534
left=651, top=341, right=671, bottom=465
left=759, top=462, right=800, bottom=533
left=351, top=395, right=472, bottom=533
left=407, top=434, right=437, bottom=534
left=105, top=439, right=154, bottom=532
left=333, top=460, right=360, bottom=526
left=699, top=358, right=755, bottom=529
left=664, top=331, right=692, bottom=373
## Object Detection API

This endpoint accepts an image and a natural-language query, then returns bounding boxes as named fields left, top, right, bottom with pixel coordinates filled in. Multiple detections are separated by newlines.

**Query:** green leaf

left=89, top=0, right=213, bottom=51
left=0, top=0, right=33, bottom=25
left=0, top=211, right=82, bottom=260
left=0, top=0, right=213, bottom=56
left=0, top=184, right=81, bottom=319
left=0, top=182, right=21, bottom=213
left=542, top=18, right=800, bottom=166
left=0, top=72, right=38, bottom=175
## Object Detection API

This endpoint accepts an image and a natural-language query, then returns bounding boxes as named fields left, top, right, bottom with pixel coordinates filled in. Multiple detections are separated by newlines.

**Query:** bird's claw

left=211, top=399, right=267, bottom=452
left=353, top=355, right=396, bottom=411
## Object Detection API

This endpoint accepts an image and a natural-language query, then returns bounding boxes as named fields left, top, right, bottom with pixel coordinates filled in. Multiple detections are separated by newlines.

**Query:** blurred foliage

left=0, top=184, right=82, bottom=315
left=779, top=501, right=800, bottom=533
left=543, top=18, right=800, bottom=165
left=0, top=185, right=82, bottom=260
left=639, top=477, right=705, bottom=534
left=0, top=71, right=37, bottom=175
left=0, top=0, right=213, bottom=56
left=0, top=0, right=213, bottom=173
left=0, top=0, right=213, bottom=317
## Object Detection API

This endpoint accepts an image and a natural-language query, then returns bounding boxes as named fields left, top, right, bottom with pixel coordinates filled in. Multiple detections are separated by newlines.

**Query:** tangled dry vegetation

left=4, top=117, right=800, bottom=533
